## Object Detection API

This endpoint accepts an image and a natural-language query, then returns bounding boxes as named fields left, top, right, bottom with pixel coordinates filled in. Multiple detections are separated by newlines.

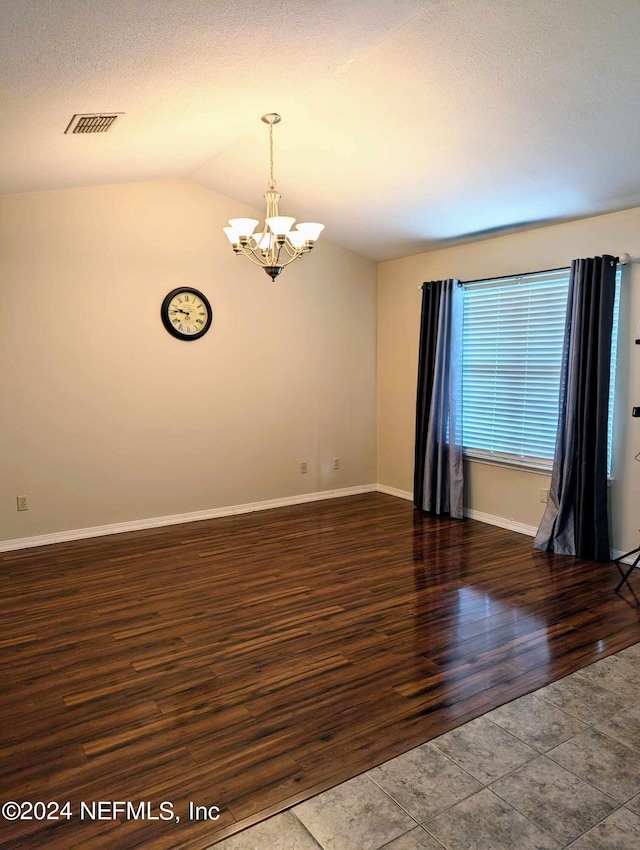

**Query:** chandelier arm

left=248, top=242, right=282, bottom=267
left=243, top=251, right=275, bottom=268
left=234, top=244, right=271, bottom=266
left=280, top=242, right=301, bottom=260
left=274, top=253, right=302, bottom=268
left=238, top=246, right=301, bottom=270
left=233, top=240, right=304, bottom=271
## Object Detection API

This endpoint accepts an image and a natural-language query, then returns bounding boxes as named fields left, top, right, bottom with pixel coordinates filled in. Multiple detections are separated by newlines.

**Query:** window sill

left=463, top=451, right=615, bottom=485
left=463, top=450, right=552, bottom=475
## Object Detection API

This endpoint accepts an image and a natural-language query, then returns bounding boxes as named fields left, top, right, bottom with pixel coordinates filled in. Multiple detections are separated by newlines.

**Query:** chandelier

left=223, top=114, right=324, bottom=280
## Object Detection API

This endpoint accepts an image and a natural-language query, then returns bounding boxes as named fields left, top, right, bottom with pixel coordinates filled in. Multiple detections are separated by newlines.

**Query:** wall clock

left=161, top=287, right=213, bottom=341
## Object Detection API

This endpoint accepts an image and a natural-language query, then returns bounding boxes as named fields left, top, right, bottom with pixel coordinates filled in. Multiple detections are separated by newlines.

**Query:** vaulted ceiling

left=2, top=0, right=639, bottom=261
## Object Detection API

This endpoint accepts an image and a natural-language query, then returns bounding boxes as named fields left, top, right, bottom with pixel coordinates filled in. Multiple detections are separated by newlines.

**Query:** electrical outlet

left=17, top=495, right=28, bottom=511
left=540, top=489, right=549, bottom=504
left=300, top=462, right=308, bottom=474
left=333, top=458, right=340, bottom=470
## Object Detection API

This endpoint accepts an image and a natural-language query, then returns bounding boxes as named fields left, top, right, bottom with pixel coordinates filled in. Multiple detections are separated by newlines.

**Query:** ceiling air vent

left=64, top=113, right=123, bottom=134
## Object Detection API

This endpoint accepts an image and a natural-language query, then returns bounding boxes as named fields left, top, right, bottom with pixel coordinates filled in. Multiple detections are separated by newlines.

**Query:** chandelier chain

left=268, top=121, right=276, bottom=190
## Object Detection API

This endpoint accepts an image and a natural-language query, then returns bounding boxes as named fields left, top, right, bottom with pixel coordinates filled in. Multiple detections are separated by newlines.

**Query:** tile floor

left=213, top=642, right=640, bottom=849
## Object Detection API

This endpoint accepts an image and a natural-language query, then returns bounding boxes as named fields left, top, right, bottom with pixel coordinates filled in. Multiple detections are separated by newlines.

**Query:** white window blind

left=461, top=267, right=620, bottom=471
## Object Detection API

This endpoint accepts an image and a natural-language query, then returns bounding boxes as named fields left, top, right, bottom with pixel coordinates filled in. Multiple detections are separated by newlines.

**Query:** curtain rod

left=417, top=255, right=630, bottom=290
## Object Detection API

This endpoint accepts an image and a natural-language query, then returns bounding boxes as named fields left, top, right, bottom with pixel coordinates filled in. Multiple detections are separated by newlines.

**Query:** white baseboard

left=376, top=484, right=413, bottom=501
left=376, top=488, right=540, bottom=538
left=611, top=549, right=638, bottom=566
left=463, top=508, right=538, bottom=537
left=466, top=511, right=633, bottom=564
left=3, top=483, right=633, bottom=565
left=375, top=487, right=539, bottom=537
left=0, top=484, right=377, bottom=552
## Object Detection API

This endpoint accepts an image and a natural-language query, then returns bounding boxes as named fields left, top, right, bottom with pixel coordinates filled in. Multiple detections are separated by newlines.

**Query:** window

left=461, top=267, right=620, bottom=472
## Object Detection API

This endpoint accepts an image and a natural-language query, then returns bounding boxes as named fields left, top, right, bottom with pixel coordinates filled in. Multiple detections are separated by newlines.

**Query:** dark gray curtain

left=414, top=279, right=464, bottom=519
left=533, top=255, right=616, bottom=562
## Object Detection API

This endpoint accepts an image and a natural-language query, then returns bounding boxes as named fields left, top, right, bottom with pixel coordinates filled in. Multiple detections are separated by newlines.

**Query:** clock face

left=161, top=288, right=212, bottom=341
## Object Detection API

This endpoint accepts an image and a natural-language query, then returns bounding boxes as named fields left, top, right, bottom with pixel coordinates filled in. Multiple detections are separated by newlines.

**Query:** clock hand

left=170, top=308, right=189, bottom=315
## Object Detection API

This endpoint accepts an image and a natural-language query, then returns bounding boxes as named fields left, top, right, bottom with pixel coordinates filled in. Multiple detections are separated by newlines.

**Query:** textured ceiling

left=1, top=0, right=640, bottom=261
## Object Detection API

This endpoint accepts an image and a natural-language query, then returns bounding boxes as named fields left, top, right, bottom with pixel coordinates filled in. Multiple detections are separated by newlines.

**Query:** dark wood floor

left=1, top=493, right=639, bottom=848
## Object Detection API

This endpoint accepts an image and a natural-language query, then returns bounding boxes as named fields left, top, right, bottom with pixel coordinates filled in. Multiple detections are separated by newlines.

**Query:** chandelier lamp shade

left=223, top=114, right=324, bottom=280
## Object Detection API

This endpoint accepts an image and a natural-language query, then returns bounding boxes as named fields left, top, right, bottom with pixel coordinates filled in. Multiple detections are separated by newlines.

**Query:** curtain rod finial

left=619, top=253, right=631, bottom=265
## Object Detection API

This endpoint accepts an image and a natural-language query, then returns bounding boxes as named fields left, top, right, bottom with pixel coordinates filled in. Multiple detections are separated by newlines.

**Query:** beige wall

left=0, top=180, right=377, bottom=543
left=4, top=181, right=639, bottom=554
left=378, top=207, right=640, bottom=555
